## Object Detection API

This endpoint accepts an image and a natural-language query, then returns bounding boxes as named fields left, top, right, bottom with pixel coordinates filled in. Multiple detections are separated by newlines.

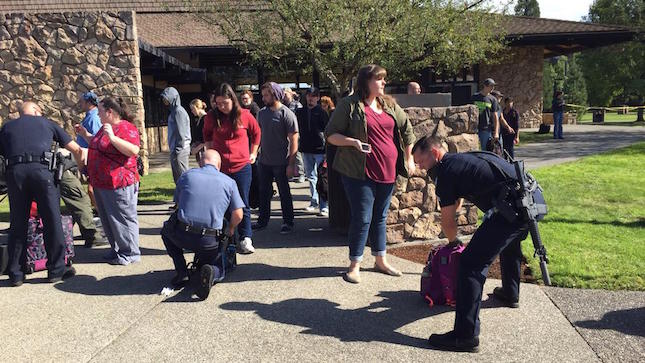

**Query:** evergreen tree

left=580, top=0, right=644, bottom=106
left=514, top=0, right=540, bottom=17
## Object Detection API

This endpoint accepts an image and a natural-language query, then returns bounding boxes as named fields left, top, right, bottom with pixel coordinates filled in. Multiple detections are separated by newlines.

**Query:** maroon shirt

left=364, top=105, right=397, bottom=183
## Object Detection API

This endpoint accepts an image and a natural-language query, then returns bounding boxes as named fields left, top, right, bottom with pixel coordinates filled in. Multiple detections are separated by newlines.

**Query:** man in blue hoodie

left=161, top=87, right=192, bottom=192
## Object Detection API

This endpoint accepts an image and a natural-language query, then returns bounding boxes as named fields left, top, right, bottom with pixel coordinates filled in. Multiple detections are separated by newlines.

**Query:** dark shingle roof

left=0, top=2, right=636, bottom=49
left=503, top=16, right=632, bottom=36
left=136, top=13, right=229, bottom=48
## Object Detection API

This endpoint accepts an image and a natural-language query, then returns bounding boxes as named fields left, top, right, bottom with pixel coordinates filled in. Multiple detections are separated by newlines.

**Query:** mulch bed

left=390, top=243, right=537, bottom=283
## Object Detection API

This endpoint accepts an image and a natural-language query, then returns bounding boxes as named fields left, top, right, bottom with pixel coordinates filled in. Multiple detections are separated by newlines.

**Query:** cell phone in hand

left=360, top=142, right=372, bottom=153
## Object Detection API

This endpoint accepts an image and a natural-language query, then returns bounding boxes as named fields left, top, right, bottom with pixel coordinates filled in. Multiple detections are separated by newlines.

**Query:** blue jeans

left=477, top=130, right=492, bottom=150
left=257, top=163, right=294, bottom=226
left=302, top=153, right=327, bottom=209
left=553, top=111, right=564, bottom=139
left=341, top=175, right=394, bottom=262
left=226, top=163, right=252, bottom=239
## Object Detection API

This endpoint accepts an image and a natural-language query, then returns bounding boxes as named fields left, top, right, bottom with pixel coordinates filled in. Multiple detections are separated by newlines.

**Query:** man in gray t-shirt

left=253, top=82, right=299, bottom=234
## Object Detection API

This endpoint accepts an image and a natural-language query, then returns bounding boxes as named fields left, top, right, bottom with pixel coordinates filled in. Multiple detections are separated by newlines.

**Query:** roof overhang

left=506, top=30, right=639, bottom=58
left=138, top=39, right=207, bottom=83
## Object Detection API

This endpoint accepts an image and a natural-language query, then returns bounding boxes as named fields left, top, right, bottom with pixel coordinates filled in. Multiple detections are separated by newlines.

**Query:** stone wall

left=480, top=46, right=544, bottom=128
left=0, top=11, right=148, bottom=170
left=385, top=105, right=481, bottom=244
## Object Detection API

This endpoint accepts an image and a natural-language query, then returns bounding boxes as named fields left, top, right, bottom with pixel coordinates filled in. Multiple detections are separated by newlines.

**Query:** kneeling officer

left=412, top=135, right=530, bottom=353
left=161, top=149, right=244, bottom=300
left=0, top=101, right=84, bottom=286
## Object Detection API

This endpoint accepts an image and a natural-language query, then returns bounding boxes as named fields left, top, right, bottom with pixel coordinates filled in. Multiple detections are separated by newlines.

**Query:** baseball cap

left=306, top=87, right=320, bottom=96
left=82, top=91, right=99, bottom=106
left=483, top=78, right=496, bottom=86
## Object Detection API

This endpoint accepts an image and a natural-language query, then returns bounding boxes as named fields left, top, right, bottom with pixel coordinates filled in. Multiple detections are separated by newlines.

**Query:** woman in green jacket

left=325, top=64, right=416, bottom=284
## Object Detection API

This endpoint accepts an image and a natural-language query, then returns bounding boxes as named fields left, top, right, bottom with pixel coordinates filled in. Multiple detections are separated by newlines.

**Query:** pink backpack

left=420, top=241, right=465, bottom=307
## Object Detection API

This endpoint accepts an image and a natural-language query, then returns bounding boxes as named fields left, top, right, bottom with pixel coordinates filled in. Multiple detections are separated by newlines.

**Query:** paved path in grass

left=147, top=124, right=645, bottom=173
left=515, top=124, right=645, bottom=170
left=0, top=184, right=613, bottom=362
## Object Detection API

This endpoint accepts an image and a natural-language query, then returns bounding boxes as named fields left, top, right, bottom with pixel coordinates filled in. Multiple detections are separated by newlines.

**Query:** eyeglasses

left=215, top=99, right=232, bottom=107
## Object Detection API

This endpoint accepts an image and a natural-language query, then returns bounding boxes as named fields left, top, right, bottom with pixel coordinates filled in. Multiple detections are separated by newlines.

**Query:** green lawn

left=0, top=171, right=176, bottom=222
left=578, top=111, right=640, bottom=123
left=522, top=142, right=645, bottom=290
left=138, top=170, right=175, bottom=204
left=516, top=132, right=552, bottom=146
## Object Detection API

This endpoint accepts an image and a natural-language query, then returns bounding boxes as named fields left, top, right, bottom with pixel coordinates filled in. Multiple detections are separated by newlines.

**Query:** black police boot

left=196, top=264, right=214, bottom=300
left=47, top=266, right=76, bottom=283
left=493, top=287, right=520, bottom=308
left=171, top=272, right=190, bottom=288
left=428, top=331, right=480, bottom=353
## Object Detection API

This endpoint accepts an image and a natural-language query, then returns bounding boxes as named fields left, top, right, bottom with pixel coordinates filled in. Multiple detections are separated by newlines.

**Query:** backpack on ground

left=26, top=215, right=75, bottom=273
left=537, top=124, right=550, bottom=134
left=420, top=240, right=465, bottom=307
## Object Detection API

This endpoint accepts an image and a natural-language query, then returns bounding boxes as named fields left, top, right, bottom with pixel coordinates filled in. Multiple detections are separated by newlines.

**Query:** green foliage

left=580, top=0, right=644, bottom=106
left=524, top=142, right=645, bottom=290
left=514, top=0, right=540, bottom=17
left=543, top=54, right=587, bottom=111
left=189, top=0, right=507, bottom=97
left=563, top=54, right=588, bottom=108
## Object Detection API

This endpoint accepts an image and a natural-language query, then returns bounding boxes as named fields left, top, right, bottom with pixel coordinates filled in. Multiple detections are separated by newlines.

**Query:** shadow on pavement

left=542, top=217, right=645, bottom=229
left=575, top=307, right=645, bottom=338
left=225, top=263, right=345, bottom=283
left=219, top=290, right=507, bottom=349
left=54, top=270, right=174, bottom=296
left=71, top=246, right=167, bottom=264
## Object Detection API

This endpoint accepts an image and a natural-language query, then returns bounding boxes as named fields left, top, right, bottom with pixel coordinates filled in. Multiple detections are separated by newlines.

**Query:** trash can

left=591, top=108, right=605, bottom=123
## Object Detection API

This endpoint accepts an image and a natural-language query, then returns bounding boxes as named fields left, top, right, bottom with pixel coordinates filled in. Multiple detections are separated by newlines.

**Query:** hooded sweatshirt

left=161, top=87, right=191, bottom=154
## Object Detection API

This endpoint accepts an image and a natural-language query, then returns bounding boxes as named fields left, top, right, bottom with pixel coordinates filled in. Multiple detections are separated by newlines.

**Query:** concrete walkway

left=0, top=183, right=634, bottom=362
left=1, top=125, right=643, bottom=361
left=516, top=124, right=645, bottom=169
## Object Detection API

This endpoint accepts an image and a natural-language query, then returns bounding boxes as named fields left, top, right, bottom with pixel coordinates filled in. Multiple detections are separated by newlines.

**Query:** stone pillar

left=385, top=105, right=481, bottom=244
left=480, top=46, right=544, bottom=128
left=0, top=11, right=147, bottom=172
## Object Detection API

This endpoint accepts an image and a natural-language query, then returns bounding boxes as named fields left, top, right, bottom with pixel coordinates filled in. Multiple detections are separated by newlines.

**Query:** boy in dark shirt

left=502, top=97, right=520, bottom=158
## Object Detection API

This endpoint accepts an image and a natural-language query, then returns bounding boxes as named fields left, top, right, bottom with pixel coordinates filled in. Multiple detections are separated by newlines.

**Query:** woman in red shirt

left=78, top=97, right=141, bottom=265
left=203, top=83, right=261, bottom=254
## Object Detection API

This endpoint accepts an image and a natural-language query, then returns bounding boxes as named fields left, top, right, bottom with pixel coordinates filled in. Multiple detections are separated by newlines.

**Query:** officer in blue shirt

left=161, top=149, right=244, bottom=300
left=412, top=135, right=529, bottom=353
left=76, top=92, right=102, bottom=148
left=0, top=101, right=84, bottom=286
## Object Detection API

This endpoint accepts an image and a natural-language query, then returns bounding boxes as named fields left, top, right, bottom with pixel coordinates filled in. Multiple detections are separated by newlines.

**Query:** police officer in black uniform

left=0, top=101, right=84, bottom=286
left=412, top=134, right=529, bottom=353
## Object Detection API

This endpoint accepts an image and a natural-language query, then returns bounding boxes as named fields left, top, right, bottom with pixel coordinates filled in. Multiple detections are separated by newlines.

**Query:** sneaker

left=238, top=237, right=255, bottom=254
left=10, top=275, right=25, bottom=287
left=252, top=222, right=267, bottom=231
left=196, top=264, right=214, bottom=300
left=84, top=236, right=109, bottom=248
left=47, top=266, right=76, bottom=283
left=280, top=223, right=293, bottom=234
left=428, top=331, right=480, bottom=353
left=305, top=205, right=317, bottom=212
left=493, top=287, right=520, bottom=308
left=298, top=177, right=306, bottom=183
left=318, top=208, right=329, bottom=217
